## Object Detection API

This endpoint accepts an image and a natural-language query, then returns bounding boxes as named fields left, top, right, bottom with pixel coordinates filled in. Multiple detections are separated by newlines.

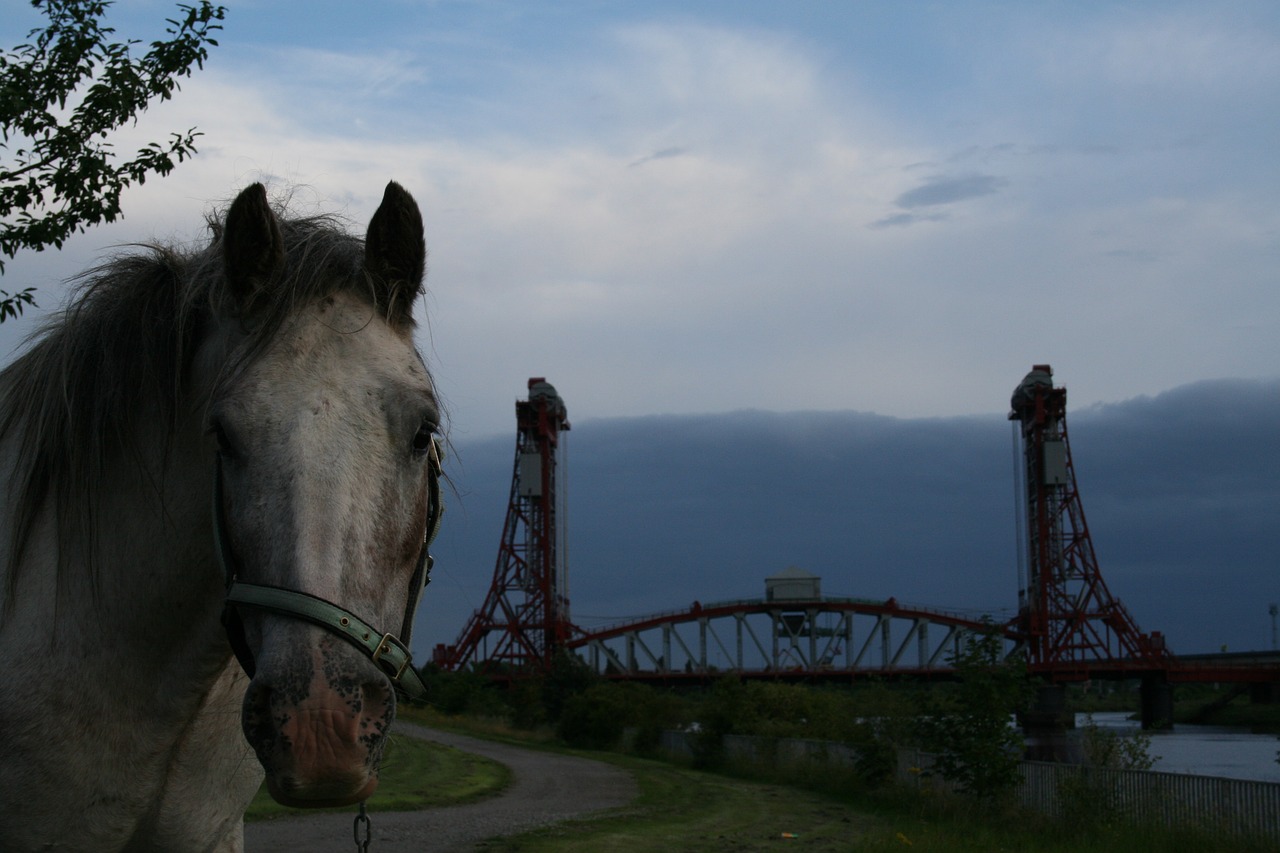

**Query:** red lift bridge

left=435, top=371, right=1280, bottom=712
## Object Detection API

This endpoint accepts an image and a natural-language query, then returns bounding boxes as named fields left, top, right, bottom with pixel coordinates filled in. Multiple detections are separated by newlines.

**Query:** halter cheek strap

left=216, top=441, right=443, bottom=701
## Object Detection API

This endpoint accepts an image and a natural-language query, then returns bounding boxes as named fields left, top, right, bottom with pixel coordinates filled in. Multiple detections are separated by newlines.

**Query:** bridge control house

left=766, top=567, right=822, bottom=603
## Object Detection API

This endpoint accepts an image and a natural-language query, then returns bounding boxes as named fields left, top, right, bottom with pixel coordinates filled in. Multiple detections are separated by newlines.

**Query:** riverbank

left=414, top=708, right=1277, bottom=853
left=1067, top=684, right=1280, bottom=731
left=1183, top=698, right=1280, bottom=731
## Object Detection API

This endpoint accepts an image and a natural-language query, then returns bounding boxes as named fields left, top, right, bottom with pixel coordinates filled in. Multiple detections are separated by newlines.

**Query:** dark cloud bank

left=417, top=378, right=1279, bottom=657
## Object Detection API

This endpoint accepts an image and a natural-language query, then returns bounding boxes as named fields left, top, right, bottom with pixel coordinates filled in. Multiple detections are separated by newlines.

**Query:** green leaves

left=915, top=619, right=1031, bottom=804
left=0, top=0, right=225, bottom=314
left=0, top=286, right=36, bottom=321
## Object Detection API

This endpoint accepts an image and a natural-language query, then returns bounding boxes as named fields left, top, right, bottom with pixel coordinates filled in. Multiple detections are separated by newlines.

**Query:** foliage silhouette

left=915, top=618, right=1031, bottom=804
left=1, top=0, right=224, bottom=318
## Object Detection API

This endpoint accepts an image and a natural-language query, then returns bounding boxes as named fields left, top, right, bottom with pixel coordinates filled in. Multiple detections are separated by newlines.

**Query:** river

left=1083, top=711, right=1280, bottom=783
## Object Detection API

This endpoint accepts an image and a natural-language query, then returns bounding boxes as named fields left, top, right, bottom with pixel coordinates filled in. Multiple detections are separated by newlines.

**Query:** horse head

left=209, top=182, right=439, bottom=807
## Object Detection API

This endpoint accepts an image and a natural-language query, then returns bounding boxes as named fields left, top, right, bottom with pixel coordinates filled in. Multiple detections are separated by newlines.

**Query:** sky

left=3, top=0, right=1278, bottom=441
left=2, top=4, right=1277, bottom=659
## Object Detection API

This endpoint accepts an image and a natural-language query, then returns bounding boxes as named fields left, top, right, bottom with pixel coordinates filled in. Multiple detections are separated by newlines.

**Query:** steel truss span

left=567, top=598, right=1005, bottom=681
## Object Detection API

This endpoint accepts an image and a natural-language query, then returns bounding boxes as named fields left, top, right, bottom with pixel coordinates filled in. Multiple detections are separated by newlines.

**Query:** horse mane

left=1, top=197, right=414, bottom=600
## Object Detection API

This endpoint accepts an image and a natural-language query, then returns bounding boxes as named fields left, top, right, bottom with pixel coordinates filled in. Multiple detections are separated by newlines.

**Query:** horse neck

left=102, top=420, right=227, bottom=669
left=0, top=397, right=254, bottom=851
left=4, top=404, right=228, bottom=686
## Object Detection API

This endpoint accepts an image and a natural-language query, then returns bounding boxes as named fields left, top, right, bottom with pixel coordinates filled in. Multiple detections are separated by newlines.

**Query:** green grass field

left=470, top=749, right=1271, bottom=853
left=244, top=727, right=510, bottom=821
left=475, top=754, right=887, bottom=852
left=406, top=708, right=1276, bottom=853
left=244, top=704, right=1277, bottom=852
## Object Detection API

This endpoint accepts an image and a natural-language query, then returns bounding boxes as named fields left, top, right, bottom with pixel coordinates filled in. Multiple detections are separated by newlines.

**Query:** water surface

left=1083, top=711, right=1280, bottom=783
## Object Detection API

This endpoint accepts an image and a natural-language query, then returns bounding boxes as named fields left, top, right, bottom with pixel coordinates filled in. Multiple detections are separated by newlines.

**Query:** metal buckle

left=371, top=632, right=412, bottom=683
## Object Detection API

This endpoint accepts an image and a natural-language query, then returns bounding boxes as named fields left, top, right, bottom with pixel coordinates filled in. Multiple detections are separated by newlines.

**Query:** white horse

left=0, top=182, right=443, bottom=852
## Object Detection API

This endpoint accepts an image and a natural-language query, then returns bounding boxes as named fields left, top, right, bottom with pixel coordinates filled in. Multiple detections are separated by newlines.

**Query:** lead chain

left=353, top=801, right=372, bottom=853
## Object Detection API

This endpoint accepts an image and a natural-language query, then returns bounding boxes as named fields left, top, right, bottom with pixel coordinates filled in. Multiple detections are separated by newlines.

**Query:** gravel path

left=243, top=725, right=637, bottom=852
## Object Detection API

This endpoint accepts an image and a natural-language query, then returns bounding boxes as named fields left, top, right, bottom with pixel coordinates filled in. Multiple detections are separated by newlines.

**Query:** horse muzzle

left=240, top=632, right=395, bottom=808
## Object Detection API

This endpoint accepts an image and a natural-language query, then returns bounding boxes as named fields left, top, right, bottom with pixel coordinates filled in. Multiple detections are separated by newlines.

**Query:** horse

left=0, top=182, right=443, bottom=852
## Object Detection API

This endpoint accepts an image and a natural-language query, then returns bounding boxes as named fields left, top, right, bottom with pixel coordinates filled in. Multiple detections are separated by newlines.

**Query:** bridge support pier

left=1140, top=676, right=1174, bottom=730
left=1019, top=684, right=1080, bottom=762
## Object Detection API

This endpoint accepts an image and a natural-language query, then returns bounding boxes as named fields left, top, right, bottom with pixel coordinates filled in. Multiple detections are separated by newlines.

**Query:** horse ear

left=223, top=183, right=284, bottom=312
left=365, top=181, right=425, bottom=328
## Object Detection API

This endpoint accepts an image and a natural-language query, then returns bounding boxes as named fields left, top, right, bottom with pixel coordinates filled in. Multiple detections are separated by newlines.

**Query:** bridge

left=433, top=371, right=1280, bottom=726
left=565, top=579, right=1279, bottom=690
left=567, top=591, right=995, bottom=682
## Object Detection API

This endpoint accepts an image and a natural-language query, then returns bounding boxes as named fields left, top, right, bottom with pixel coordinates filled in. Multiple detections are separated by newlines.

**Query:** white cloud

left=3, top=8, right=1278, bottom=439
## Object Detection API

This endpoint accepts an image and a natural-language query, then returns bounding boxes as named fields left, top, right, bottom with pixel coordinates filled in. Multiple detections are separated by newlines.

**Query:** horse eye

left=411, top=423, right=436, bottom=457
left=209, top=420, right=234, bottom=456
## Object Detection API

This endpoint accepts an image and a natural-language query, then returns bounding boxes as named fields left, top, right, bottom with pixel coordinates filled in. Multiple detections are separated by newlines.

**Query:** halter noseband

left=215, top=441, right=443, bottom=701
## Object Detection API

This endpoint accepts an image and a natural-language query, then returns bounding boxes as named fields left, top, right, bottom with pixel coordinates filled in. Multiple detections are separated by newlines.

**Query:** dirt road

left=243, top=725, right=637, bottom=852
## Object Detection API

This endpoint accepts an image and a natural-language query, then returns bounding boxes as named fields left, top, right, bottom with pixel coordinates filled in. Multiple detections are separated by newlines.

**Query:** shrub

left=555, top=682, right=685, bottom=750
left=422, top=667, right=509, bottom=718
left=557, top=685, right=630, bottom=748
left=915, top=619, right=1031, bottom=804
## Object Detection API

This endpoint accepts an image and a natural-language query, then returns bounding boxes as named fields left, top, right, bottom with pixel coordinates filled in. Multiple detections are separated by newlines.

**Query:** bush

left=556, top=684, right=632, bottom=748
left=540, top=650, right=599, bottom=722
left=555, top=682, right=686, bottom=751
left=490, top=651, right=602, bottom=731
left=845, top=681, right=921, bottom=786
left=1058, top=714, right=1158, bottom=828
left=422, top=667, right=509, bottom=718
left=507, top=678, right=547, bottom=730
left=915, top=620, right=1031, bottom=804
left=690, top=677, right=748, bottom=767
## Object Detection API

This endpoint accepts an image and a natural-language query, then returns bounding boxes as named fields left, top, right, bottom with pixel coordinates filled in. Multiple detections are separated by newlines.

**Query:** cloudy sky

left=3, top=3, right=1277, bottom=659
left=3, top=0, right=1278, bottom=440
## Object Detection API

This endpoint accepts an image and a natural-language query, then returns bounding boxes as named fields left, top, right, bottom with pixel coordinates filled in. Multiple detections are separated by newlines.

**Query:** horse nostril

left=242, top=681, right=274, bottom=737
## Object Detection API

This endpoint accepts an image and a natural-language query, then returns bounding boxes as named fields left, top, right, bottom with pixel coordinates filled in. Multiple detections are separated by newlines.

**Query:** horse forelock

left=0, top=200, right=416, bottom=601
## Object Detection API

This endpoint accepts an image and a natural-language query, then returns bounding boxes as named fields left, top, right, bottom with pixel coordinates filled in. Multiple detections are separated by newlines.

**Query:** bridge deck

left=564, top=597, right=1280, bottom=685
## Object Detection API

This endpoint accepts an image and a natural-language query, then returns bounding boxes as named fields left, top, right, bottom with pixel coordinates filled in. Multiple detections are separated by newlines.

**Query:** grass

left=475, top=749, right=1277, bottom=853
left=477, top=754, right=884, bottom=852
left=470, top=750, right=1276, bottom=853
left=244, top=723, right=510, bottom=821
left=243, top=703, right=1277, bottom=851
left=404, top=709, right=1277, bottom=853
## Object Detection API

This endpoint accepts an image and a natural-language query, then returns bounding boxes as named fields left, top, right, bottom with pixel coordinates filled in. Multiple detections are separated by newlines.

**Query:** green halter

left=216, top=440, right=443, bottom=701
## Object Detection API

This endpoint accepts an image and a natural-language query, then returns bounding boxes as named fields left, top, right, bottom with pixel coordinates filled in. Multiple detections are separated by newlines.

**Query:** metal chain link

left=353, top=801, right=372, bottom=853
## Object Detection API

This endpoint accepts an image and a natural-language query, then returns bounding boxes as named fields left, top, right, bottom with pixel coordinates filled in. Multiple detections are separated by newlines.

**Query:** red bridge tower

left=433, top=379, right=575, bottom=674
left=1009, top=365, right=1173, bottom=678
